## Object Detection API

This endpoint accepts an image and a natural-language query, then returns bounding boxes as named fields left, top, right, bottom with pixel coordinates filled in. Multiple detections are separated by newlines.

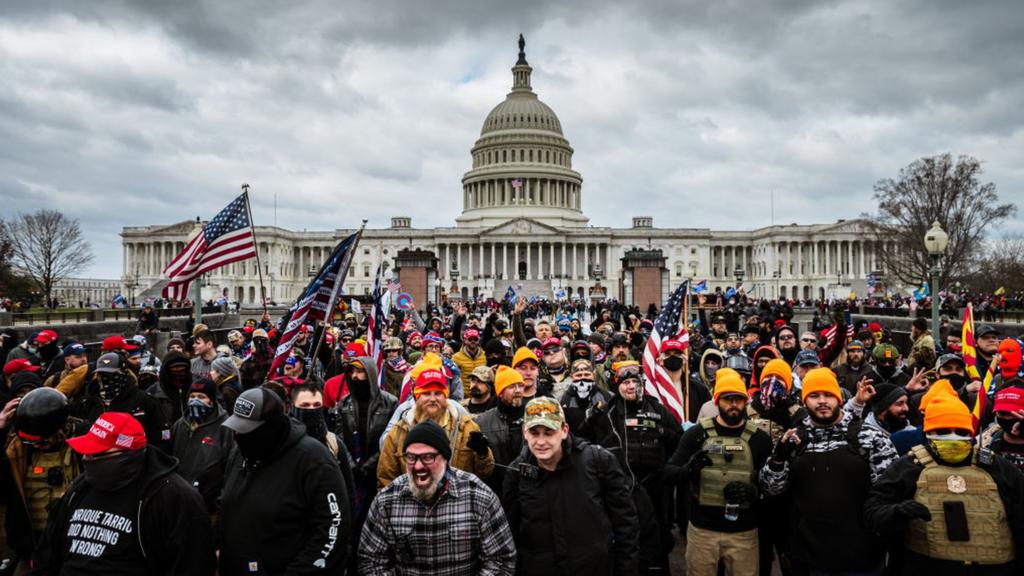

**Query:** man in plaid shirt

left=358, top=419, right=516, bottom=575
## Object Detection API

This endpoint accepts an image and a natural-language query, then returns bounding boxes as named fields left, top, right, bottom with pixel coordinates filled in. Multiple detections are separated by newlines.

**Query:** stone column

left=561, top=243, right=566, bottom=278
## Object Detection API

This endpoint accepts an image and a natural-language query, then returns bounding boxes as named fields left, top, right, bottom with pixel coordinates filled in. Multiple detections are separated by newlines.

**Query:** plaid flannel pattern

left=358, top=468, right=516, bottom=576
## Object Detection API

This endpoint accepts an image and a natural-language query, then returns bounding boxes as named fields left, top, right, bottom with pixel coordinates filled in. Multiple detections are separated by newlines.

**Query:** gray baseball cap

left=935, top=353, right=965, bottom=371
left=94, top=352, right=126, bottom=374
left=795, top=349, right=821, bottom=368
left=223, top=387, right=283, bottom=434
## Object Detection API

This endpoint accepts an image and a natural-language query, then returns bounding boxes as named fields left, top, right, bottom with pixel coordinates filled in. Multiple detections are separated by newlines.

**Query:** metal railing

left=4, top=305, right=225, bottom=326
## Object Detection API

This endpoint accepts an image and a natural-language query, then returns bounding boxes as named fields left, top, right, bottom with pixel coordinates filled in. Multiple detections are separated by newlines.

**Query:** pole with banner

left=242, top=183, right=269, bottom=317
left=193, top=275, right=203, bottom=327
left=308, top=220, right=368, bottom=368
left=682, top=280, right=691, bottom=421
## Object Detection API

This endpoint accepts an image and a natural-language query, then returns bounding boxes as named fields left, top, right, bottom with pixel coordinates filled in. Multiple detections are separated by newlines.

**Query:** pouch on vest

left=697, top=418, right=756, bottom=508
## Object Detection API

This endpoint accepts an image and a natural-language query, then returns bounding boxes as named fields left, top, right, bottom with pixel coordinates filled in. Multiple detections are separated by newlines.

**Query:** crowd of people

left=0, top=291, right=1023, bottom=575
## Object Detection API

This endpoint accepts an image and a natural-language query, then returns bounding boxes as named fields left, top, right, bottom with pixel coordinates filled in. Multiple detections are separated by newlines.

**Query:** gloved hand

left=685, top=450, right=713, bottom=475
left=585, top=401, right=607, bottom=421
left=353, top=460, right=375, bottom=484
left=771, top=429, right=804, bottom=463
left=894, top=500, right=932, bottom=521
left=467, top=431, right=490, bottom=456
left=723, top=481, right=757, bottom=508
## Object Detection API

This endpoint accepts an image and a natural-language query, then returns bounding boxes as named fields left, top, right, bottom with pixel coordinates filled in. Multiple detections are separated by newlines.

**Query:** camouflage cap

left=523, top=397, right=565, bottom=431
left=873, top=343, right=899, bottom=363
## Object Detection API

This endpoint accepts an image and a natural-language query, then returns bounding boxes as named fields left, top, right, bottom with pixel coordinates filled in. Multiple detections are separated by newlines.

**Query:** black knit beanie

left=404, top=420, right=452, bottom=461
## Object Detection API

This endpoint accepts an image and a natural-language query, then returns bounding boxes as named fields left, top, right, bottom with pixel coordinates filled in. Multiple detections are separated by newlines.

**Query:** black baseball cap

left=223, top=388, right=283, bottom=434
left=976, top=324, right=999, bottom=338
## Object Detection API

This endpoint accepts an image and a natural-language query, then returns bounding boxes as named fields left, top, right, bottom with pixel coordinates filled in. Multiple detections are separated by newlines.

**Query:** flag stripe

left=641, top=280, right=690, bottom=423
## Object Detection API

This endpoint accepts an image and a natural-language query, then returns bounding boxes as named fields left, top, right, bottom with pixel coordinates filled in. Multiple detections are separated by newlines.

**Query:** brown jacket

left=44, top=364, right=89, bottom=399
left=377, top=402, right=494, bottom=490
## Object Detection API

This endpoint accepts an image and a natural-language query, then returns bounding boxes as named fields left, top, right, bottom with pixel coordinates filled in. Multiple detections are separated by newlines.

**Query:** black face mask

left=98, top=372, right=132, bottom=405
left=945, top=373, right=967, bottom=390
left=349, top=376, right=370, bottom=400
left=997, top=417, right=1021, bottom=437
left=663, top=356, right=684, bottom=372
left=235, top=414, right=290, bottom=463
left=291, top=407, right=328, bottom=443
left=876, top=364, right=897, bottom=380
left=84, top=450, right=146, bottom=491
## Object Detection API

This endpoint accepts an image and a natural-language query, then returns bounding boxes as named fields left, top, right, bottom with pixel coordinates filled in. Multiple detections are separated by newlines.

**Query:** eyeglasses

left=801, top=338, right=816, bottom=343
left=778, top=334, right=795, bottom=341
left=542, top=348, right=561, bottom=356
left=464, top=337, right=479, bottom=343
left=404, top=452, right=441, bottom=465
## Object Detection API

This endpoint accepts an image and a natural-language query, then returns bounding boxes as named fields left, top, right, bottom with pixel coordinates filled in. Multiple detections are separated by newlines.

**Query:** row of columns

left=436, top=241, right=610, bottom=281
left=770, top=239, right=885, bottom=280
left=464, top=178, right=580, bottom=210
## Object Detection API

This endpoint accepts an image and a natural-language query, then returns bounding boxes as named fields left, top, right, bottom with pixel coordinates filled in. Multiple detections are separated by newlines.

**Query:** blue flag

left=504, top=285, right=517, bottom=304
left=725, top=286, right=737, bottom=299
left=692, top=280, right=707, bottom=294
left=912, top=281, right=930, bottom=300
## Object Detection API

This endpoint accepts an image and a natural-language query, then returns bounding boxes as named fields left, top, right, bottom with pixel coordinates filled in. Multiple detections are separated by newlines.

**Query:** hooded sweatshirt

left=150, top=351, right=192, bottom=424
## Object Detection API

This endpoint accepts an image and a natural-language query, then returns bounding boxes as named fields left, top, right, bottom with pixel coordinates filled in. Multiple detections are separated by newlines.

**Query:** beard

left=808, top=405, right=839, bottom=426
left=880, top=411, right=909, bottom=432
left=720, top=407, right=744, bottom=426
left=407, top=466, right=445, bottom=501
left=469, top=386, right=488, bottom=399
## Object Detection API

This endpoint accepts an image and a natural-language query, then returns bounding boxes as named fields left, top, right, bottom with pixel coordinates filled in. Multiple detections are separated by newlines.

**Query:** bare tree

left=975, top=234, right=1024, bottom=293
left=866, top=154, right=1016, bottom=288
left=2, top=210, right=94, bottom=306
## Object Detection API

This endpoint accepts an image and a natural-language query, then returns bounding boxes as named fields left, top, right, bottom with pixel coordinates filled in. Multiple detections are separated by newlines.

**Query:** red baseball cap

left=67, top=412, right=147, bottom=455
left=3, top=359, right=41, bottom=378
left=540, top=337, right=562, bottom=350
left=34, top=329, right=58, bottom=345
left=463, top=328, right=480, bottom=340
left=102, top=335, right=138, bottom=352
left=413, top=368, right=448, bottom=398
left=994, top=387, right=1024, bottom=414
left=299, top=324, right=313, bottom=333
left=662, top=339, right=688, bottom=353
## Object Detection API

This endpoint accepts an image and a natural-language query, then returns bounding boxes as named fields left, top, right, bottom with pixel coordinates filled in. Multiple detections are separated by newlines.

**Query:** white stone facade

left=122, top=38, right=878, bottom=305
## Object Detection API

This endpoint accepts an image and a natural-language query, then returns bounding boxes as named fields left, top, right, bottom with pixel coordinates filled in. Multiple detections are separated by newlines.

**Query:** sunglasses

left=542, top=348, right=561, bottom=356
left=404, top=452, right=441, bottom=465
left=801, top=338, right=817, bottom=343
left=778, top=334, right=795, bottom=341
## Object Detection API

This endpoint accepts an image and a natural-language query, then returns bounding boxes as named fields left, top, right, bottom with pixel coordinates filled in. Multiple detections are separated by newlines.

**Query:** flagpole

left=242, top=184, right=270, bottom=317
left=309, top=220, right=368, bottom=370
left=683, top=280, right=691, bottom=422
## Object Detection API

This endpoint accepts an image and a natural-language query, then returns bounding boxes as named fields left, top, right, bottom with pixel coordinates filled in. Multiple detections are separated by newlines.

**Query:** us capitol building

left=122, top=37, right=881, bottom=309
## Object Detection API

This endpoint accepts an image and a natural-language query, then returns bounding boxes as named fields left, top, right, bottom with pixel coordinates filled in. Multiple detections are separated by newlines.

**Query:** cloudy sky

left=2, top=0, right=1022, bottom=278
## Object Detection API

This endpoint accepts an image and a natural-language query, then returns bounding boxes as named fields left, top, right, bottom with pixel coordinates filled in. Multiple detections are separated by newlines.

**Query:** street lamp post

left=622, top=276, right=631, bottom=306
left=924, top=221, right=950, bottom=339
left=434, top=278, right=441, bottom=308
left=734, top=267, right=745, bottom=290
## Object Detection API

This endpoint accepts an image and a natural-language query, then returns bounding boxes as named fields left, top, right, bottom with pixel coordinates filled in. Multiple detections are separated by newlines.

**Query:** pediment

left=819, top=218, right=871, bottom=235
left=481, top=217, right=562, bottom=237
left=150, top=220, right=204, bottom=236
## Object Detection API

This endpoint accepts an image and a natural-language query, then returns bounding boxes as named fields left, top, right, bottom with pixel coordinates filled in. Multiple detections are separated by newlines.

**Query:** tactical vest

left=24, top=446, right=76, bottom=532
left=746, top=404, right=798, bottom=446
left=697, top=418, right=757, bottom=507
left=904, top=445, right=1014, bottom=565
left=623, top=406, right=667, bottom=472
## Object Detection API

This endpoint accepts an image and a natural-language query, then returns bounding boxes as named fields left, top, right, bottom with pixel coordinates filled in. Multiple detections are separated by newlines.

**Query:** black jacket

left=864, top=449, right=1024, bottom=575
left=219, top=420, right=351, bottom=575
left=151, top=351, right=192, bottom=424
left=170, top=406, right=235, bottom=512
left=503, top=437, right=639, bottom=576
left=336, top=356, right=397, bottom=489
left=475, top=401, right=525, bottom=494
left=578, top=394, right=682, bottom=481
left=31, top=447, right=215, bottom=575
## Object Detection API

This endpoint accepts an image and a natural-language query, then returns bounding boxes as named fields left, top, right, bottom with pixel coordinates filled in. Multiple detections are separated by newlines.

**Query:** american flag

left=269, top=232, right=360, bottom=376
left=511, top=178, right=523, bottom=188
left=366, top=264, right=388, bottom=385
left=642, top=280, right=689, bottom=423
left=162, top=193, right=256, bottom=300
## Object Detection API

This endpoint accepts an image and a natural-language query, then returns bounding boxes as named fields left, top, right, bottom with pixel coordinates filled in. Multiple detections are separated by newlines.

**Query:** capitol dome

left=456, top=35, right=587, bottom=228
